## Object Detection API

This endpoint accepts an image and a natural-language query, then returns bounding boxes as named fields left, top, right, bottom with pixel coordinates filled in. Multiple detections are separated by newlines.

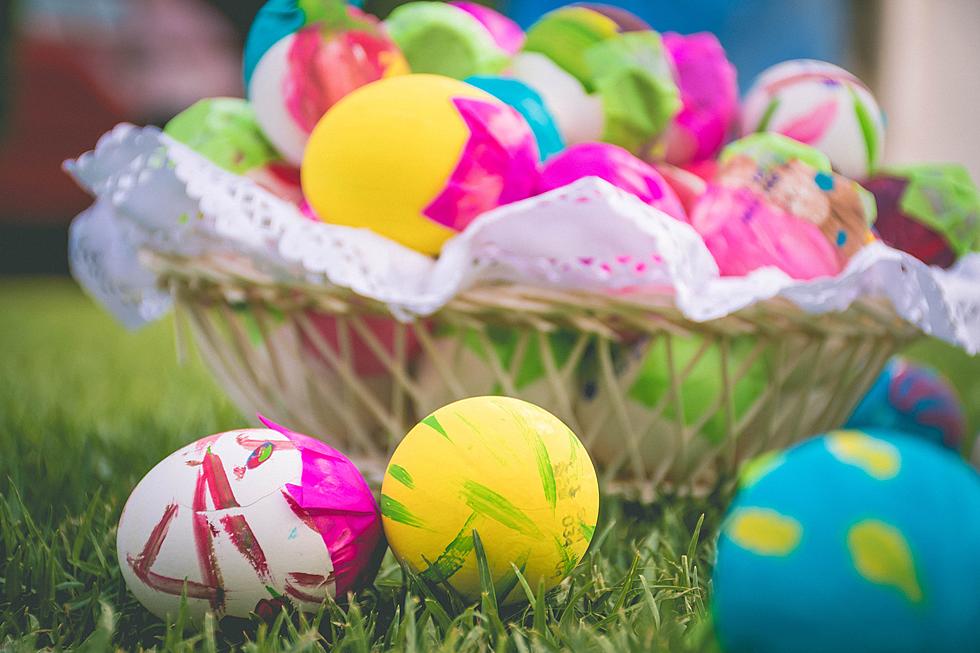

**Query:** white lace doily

left=66, top=124, right=980, bottom=353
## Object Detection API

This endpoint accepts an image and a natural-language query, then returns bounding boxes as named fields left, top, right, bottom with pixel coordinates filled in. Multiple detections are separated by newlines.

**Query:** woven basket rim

left=158, top=247, right=921, bottom=492
left=144, top=250, right=923, bottom=342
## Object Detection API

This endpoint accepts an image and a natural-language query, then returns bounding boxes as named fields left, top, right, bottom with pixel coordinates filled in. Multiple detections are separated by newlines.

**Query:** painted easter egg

left=538, top=142, right=687, bottom=221
left=713, top=429, right=980, bottom=653
left=117, top=418, right=383, bottom=620
left=662, top=32, right=738, bottom=166
left=513, top=7, right=680, bottom=156
left=384, top=1, right=522, bottom=79
left=691, top=133, right=876, bottom=279
left=650, top=161, right=708, bottom=214
left=509, top=49, right=605, bottom=148
left=572, top=3, right=650, bottom=32
left=864, top=164, right=980, bottom=268
left=301, top=74, right=539, bottom=255
left=164, top=98, right=302, bottom=203
left=382, top=397, right=599, bottom=602
left=847, top=358, right=966, bottom=451
left=521, top=5, right=635, bottom=92
left=683, top=158, right=719, bottom=183
left=466, top=75, right=565, bottom=160
left=740, top=59, right=885, bottom=179
left=692, top=184, right=841, bottom=279
left=721, top=130, right=833, bottom=172
left=244, top=0, right=408, bottom=165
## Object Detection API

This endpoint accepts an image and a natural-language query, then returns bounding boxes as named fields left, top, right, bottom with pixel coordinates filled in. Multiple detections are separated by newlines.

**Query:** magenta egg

left=539, top=142, right=687, bottom=221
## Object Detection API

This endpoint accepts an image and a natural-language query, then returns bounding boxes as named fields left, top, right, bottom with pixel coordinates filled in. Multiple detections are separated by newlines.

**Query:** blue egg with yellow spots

left=712, top=429, right=980, bottom=653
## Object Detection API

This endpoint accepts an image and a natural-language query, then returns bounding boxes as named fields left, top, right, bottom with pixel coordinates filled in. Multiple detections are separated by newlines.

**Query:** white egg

left=248, top=34, right=309, bottom=166
left=117, top=426, right=381, bottom=621
left=511, top=52, right=605, bottom=147
left=741, top=59, right=885, bottom=180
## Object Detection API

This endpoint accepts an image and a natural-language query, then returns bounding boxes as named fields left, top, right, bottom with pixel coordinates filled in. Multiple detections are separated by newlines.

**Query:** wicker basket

left=151, top=251, right=922, bottom=496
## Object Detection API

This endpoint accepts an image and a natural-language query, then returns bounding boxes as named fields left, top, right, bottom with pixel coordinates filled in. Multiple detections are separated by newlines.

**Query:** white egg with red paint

left=116, top=418, right=383, bottom=621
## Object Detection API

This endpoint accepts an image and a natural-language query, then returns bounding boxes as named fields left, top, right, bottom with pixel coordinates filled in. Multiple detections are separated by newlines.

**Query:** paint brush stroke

left=460, top=481, right=543, bottom=539
left=220, top=514, right=272, bottom=582
left=380, top=494, right=426, bottom=528
left=778, top=98, right=837, bottom=145
left=388, top=464, right=415, bottom=489
left=127, top=502, right=224, bottom=604
left=420, top=513, right=478, bottom=583
left=422, top=97, right=538, bottom=232
left=422, top=414, right=451, bottom=441
left=192, top=471, right=225, bottom=609
left=202, top=448, right=240, bottom=509
left=848, top=520, right=923, bottom=603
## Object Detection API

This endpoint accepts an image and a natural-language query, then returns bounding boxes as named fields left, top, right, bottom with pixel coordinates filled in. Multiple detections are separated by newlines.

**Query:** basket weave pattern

left=154, top=253, right=921, bottom=494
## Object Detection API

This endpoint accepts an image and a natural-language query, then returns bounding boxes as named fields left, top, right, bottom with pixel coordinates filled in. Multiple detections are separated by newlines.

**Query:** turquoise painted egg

left=713, top=429, right=980, bottom=653
left=465, top=75, right=565, bottom=160
left=847, top=358, right=966, bottom=451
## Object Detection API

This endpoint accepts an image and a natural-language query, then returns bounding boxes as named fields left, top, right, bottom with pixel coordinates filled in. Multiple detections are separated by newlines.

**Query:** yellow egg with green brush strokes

left=381, top=396, right=599, bottom=602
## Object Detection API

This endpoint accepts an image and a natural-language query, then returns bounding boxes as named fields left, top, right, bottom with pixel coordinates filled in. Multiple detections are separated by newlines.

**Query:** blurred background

left=2, top=0, right=979, bottom=273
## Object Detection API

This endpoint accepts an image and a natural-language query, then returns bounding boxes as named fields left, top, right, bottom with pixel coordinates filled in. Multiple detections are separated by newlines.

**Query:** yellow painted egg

left=381, top=396, right=599, bottom=602
left=301, top=74, right=539, bottom=255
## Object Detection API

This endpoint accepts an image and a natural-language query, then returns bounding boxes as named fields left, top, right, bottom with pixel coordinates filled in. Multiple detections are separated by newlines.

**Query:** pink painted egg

left=663, top=32, right=738, bottom=166
left=539, top=142, right=687, bottom=221
left=117, top=418, right=383, bottom=620
left=245, top=2, right=409, bottom=165
left=691, top=184, right=841, bottom=280
left=690, top=133, right=877, bottom=279
left=651, top=162, right=708, bottom=214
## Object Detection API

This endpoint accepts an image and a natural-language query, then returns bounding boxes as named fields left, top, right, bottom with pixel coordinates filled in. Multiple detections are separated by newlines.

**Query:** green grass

left=0, top=278, right=976, bottom=651
left=0, top=279, right=722, bottom=652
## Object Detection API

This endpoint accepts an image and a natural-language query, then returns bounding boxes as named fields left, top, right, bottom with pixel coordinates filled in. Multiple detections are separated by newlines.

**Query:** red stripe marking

left=192, top=471, right=225, bottom=609
left=220, top=514, right=272, bottom=582
left=281, top=489, right=319, bottom=533
left=202, top=448, right=239, bottom=509
left=235, top=433, right=297, bottom=450
left=127, top=501, right=223, bottom=603
left=287, top=571, right=334, bottom=587
left=283, top=573, right=333, bottom=603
